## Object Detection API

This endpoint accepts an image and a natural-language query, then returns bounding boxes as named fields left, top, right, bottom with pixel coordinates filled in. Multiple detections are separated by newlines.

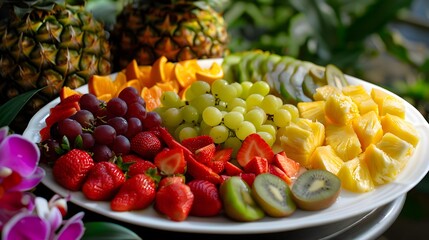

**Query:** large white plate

left=23, top=58, right=429, bottom=234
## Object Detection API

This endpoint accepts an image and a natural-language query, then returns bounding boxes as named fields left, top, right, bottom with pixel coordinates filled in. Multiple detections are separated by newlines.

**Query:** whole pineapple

left=110, top=0, right=229, bottom=70
left=0, top=0, right=112, bottom=133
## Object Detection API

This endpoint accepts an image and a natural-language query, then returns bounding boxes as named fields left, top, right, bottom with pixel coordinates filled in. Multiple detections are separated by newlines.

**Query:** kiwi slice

left=252, top=173, right=296, bottom=217
left=291, top=169, right=341, bottom=211
left=325, top=64, right=348, bottom=89
left=219, top=176, right=265, bottom=222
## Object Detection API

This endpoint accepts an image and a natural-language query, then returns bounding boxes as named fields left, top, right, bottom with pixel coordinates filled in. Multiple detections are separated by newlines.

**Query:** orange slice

left=114, top=72, right=127, bottom=89
left=156, top=80, right=180, bottom=93
left=164, top=62, right=176, bottom=82
left=60, top=86, right=81, bottom=101
left=126, top=79, right=142, bottom=93
left=98, top=93, right=113, bottom=102
left=88, top=75, right=116, bottom=97
left=195, top=62, right=224, bottom=84
left=174, top=62, right=197, bottom=88
left=125, top=59, right=142, bottom=80
left=150, top=56, right=168, bottom=83
left=138, top=65, right=155, bottom=88
left=141, top=85, right=163, bottom=111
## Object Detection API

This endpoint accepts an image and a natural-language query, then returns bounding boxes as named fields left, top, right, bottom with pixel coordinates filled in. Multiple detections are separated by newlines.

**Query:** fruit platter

left=23, top=54, right=429, bottom=234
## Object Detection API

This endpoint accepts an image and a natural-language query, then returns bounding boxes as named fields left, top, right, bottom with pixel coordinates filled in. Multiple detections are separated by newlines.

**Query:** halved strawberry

left=239, top=172, right=256, bottom=187
left=236, top=133, right=274, bottom=167
left=154, top=126, right=193, bottom=156
left=272, top=151, right=300, bottom=179
left=158, top=175, right=186, bottom=189
left=188, top=179, right=222, bottom=217
left=154, top=148, right=186, bottom=176
left=208, top=148, right=233, bottom=174
left=185, top=153, right=222, bottom=185
left=244, top=156, right=269, bottom=175
left=269, top=164, right=292, bottom=185
left=181, top=135, right=214, bottom=153
left=45, top=107, right=78, bottom=128
left=195, top=143, right=216, bottom=165
left=224, top=161, right=243, bottom=176
left=155, top=182, right=194, bottom=221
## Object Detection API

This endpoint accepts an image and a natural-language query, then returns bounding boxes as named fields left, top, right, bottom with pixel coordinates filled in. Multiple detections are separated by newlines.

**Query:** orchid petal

left=9, top=167, right=45, bottom=192
left=0, top=134, right=40, bottom=176
left=55, top=212, right=85, bottom=240
left=0, top=126, right=8, bottom=143
left=0, top=192, right=35, bottom=212
left=2, top=212, right=50, bottom=240
left=47, top=207, right=63, bottom=236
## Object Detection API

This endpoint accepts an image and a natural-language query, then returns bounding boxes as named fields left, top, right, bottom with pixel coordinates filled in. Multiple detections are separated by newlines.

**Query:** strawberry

left=158, top=175, right=186, bottom=189
left=187, top=179, right=222, bottom=217
left=121, top=154, right=147, bottom=163
left=239, top=172, right=256, bottom=187
left=236, top=133, right=274, bottom=167
left=151, top=126, right=193, bottom=156
left=194, top=143, right=216, bottom=165
left=272, top=151, right=300, bottom=179
left=208, top=148, right=233, bottom=174
left=224, top=161, right=243, bottom=176
left=111, top=174, right=156, bottom=211
left=185, top=153, right=222, bottom=185
left=244, top=156, right=269, bottom=175
left=82, top=161, right=126, bottom=201
left=181, top=135, right=214, bottom=153
left=154, top=148, right=186, bottom=175
left=128, top=160, right=158, bottom=178
left=269, top=164, right=292, bottom=185
left=52, top=149, right=95, bottom=191
left=130, top=131, right=163, bottom=160
left=155, top=182, right=194, bottom=221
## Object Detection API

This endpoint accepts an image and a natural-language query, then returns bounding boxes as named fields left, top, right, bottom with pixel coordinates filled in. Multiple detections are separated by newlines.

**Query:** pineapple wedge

left=279, top=119, right=325, bottom=168
left=325, top=124, right=362, bottom=161
left=377, top=133, right=414, bottom=170
left=310, top=145, right=344, bottom=175
left=352, top=111, right=383, bottom=150
left=371, top=88, right=405, bottom=118
left=298, top=101, right=326, bottom=124
left=324, top=92, right=360, bottom=125
left=381, top=114, right=419, bottom=147
left=337, top=157, right=374, bottom=193
left=313, top=85, right=342, bottom=101
left=342, top=85, right=379, bottom=115
left=363, top=144, right=401, bottom=185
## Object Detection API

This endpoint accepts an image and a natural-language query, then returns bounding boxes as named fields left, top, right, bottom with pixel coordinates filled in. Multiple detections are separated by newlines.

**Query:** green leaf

left=0, top=88, right=42, bottom=128
left=82, top=222, right=142, bottom=240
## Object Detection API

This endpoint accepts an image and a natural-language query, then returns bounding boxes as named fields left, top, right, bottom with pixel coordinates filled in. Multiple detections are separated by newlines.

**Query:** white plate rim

left=23, top=58, right=429, bottom=234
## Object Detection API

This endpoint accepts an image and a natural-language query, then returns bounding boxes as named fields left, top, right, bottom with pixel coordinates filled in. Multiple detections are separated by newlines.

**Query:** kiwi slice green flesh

left=252, top=173, right=296, bottom=217
left=220, top=176, right=265, bottom=222
left=291, top=169, right=341, bottom=211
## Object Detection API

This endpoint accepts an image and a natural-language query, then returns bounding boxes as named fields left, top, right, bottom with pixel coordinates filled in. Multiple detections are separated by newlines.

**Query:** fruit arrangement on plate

left=36, top=50, right=420, bottom=223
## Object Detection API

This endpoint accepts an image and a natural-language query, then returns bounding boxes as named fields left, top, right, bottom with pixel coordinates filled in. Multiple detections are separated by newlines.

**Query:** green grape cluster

left=154, top=79, right=300, bottom=155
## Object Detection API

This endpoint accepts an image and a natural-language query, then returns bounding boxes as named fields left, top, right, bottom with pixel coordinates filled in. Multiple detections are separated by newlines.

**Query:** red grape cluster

left=42, top=87, right=162, bottom=163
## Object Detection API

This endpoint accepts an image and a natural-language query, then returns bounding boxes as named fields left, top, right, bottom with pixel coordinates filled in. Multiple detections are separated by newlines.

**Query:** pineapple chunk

left=325, top=124, right=362, bottom=161
left=324, top=92, right=360, bottom=125
left=377, top=133, right=414, bottom=169
left=337, top=157, right=374, bottom=193
left=381, top=114, right=419, bottom=147
left=313, top=85, right=342, bottom=101
left=298, top=101, right=326, bottom=124
left=363, top=144, right=401, bottom=185
left=310, top=145, right=344, bottom=175
left=342, top=85, right=379, bottom=115
left=279, top=119, right=325, bottom=168
left=352, top=111, right=383, bottom=150
left=371, top=88, right=405, bottom=118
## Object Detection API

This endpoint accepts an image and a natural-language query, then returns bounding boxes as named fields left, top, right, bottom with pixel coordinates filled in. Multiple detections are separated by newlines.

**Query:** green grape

left=249, top=81, right=270, bottom=96
left=257, top=124, right=276, bottom=137
left=190, top=81, right=211, bottom=96
left=202, top=106, right=223, bottom=126
left=273, top=108, right=292, bottom=127
left=261, top=95, right=282, bottom=114
left=162, top=108, right=183, bottom=128
left=257, top=131, right=275, bottom=146
left=174, top=122, right=195, bottom=140
left=153, top=106, right=168, bottom=116
left=181, top=105, right=200, bottom=124
left=224, top=111, right=244, bottom=129
left=235, top=121, right=256, bottom=140
left=200, top=121, right=212, bottom=136
left=280, top=104, right=299, bottom=122
left=246, top=93, right=264, bottom=110
left=227, top=97, right=247, bottom=111
left=240, top=81, right=253, bottom=99
left=190, top=93, right=215, bottom=113
left=230, top=82, right=243, bottom=98
left=217, top=84, right=237, bottom=102
left=161, top=91, right=183, bottom=108
left=224, top=136, right=242, bottom=157
left=185, top=87, right=196, bottom=101
left=179, top=127, right=198, bottom=141
left=209, top=125, right=229, bottom=144
left=244, top=108, right=266, bottom=127
left=231, top=106, right=246, bottom=115
left=211, top=79, right=228, bottom=96
left=216, top=100, right=228, bottom=111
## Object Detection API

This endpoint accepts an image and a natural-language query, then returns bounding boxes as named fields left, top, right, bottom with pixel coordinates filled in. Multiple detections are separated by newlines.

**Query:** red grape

left=126, top=102, right=147, bottom=122
left=143, top=111, right=162, bottom=130
left=111, top=135, right=130, bottom=156
left=58, top=118, right=82, bottom=142
left=107, top=97, right=128, bottom=117
left=70, top=110, right=94, bottom=129
left=118, top=87, right=140, bottom=105
left=107, top=117, right=128, bottom=135
left=80, top=133, right=95, bottom=150
left=79, top=93, right=101, bottom=114
left=92, top=144, right=113, bottom=162
left=93, top=124, right=116, bottom=146
left=125, top=117, right=142, bottom=139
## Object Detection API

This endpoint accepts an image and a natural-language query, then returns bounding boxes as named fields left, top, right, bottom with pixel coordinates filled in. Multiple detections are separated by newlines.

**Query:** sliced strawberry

left=208, top=148, right=233, bottom=174
left=269, top=164, right=292, bottom=185
left=45, top=107, right=78, bottom=128
left=195, top=143, right=215, bottom=165
left=111, top=174, right=156, bottom=211
left=272, top=151, right=300, bottom=179
left=181, top=135, right=214, bottom=153
left=185, top=153, right=222, bottom=185
left=236, top=133, right=274, bottom=167
left=244, top=156, right=269, bottom=175
left=224, top=161, right=243, bottom=176
left=39, top=126, right=51, bottom=142
left=51, top=101, right=80, bottom=112
left=239, top=172, right=256, bottom=187
left=188, top=179, right=222, bottom=217
left=153, top=126, right=193, bottom=156
left=158, top=175, right=186, bottom=189
left=121, top=154, right=147, bottom=163
left=60, top=94, right=81, bottom=105
left=155, top=182, right=194, bottom=222
left=154, top=148, right=186, bottom=176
